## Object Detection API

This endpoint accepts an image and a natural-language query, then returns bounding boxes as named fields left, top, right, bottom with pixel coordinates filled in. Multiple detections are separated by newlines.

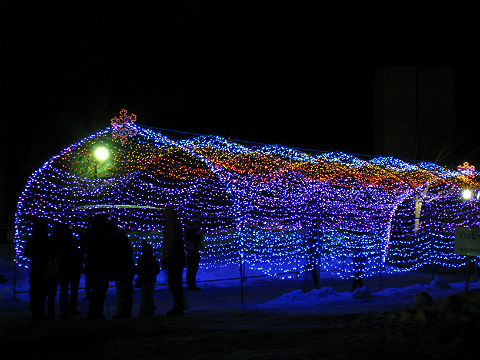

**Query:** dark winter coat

left=24, top=222, right=50, bottom=274
left=185, top=222, right=203, bottom=255
left=49, top=223, right=82, bottom=281
left=59, top=237, right=82, bottom=281
left=108, top=230, right=134, bottom=281
left=83, top=218, right=112, bottom=279
left=161, top=212, right=185, bottom=270
left=136, top=253, right=160, bottom=285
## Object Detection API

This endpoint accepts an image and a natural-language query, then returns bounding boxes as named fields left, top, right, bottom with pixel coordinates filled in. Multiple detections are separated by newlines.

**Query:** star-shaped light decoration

left=111, top=109, right=138, bottom=144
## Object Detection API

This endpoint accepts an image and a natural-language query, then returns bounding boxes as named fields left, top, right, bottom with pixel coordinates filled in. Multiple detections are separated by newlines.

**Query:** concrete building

left=374, top=66, right=455, bottom=163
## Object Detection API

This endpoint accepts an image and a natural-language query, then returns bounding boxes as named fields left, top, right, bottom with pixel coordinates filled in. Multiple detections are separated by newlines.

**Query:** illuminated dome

left=14, top=111, right=480, bottom=279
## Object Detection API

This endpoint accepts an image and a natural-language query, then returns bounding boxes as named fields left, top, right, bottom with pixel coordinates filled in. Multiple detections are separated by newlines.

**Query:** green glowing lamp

left=94, top=146, right=109, bottom=161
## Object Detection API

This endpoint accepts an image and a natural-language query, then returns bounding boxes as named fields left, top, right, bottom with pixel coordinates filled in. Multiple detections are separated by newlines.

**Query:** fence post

left=12, top=256, right=17, bottom=300
left=465, top=255, right=472, bottom=294
left=378, top=260, right=383, bottom=291
left=317, top=217, right=321, bottom=288
left=239, top=255, right=244, bottom=305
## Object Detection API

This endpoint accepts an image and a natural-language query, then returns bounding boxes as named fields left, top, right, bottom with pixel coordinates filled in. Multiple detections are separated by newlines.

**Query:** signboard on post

left=454, top=227, right=480, bottom=256
left=455, top=227, right=480, bottom=294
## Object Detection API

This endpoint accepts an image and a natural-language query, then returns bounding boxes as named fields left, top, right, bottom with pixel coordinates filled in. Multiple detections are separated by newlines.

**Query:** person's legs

left=88, top=278, right=99, bottom=319
left=114, top=279, right=133, bottom=318
left=146, top=283, right=155, bottom=315
left=167, top=265, right=184, bottom=315
left=46, top=279, right=58, bottom=321
left=139, top=284, right=147, bottom=316
left=88, top=277, right=108, bottom=319
left=140, top=283, right=155, bottom=316
left=70, top=273, right=81, bottom=314
left=29, top=271, right=46, bottom=320
left=114, top=280, right=122, bottom=317
left=84, top=270, right=92, bottom=300
left=59, top=278, right=69, bottom=319
left=187, top=254, right=200, bottom=290
left=186, top=256, right=194, bottom=289
left=125, top=278, right=133, bottom=316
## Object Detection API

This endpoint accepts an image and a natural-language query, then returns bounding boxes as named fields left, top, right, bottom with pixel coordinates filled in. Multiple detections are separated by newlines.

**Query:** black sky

left=0, top=1, right=474, bottom=224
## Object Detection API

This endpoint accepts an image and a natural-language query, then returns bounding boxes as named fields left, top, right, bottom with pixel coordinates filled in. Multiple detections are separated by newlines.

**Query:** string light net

left=14, top=116, right=480, bottom=279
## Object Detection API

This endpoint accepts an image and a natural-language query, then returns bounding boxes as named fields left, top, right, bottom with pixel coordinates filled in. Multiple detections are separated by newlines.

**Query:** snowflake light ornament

left=457, top=161, right=475, bottom=179
left=111, top=109, right=138, bottom=144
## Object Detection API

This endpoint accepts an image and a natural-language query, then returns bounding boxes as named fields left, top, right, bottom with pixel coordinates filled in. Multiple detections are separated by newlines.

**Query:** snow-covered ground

left=2, top=261, right=479, bottom=318
left=2, top=264, right=480, bottom=359
left=253, top=276, right=480, bottom=314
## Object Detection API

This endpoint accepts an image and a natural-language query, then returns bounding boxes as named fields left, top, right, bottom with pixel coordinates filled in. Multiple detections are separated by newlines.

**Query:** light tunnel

left=14, top=115, right=480, bottom=279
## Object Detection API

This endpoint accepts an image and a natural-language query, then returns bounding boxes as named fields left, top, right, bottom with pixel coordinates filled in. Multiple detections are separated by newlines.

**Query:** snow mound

left=430, top=275, right=451, bottom=289
left=376, top=283, right=427, bottom=297
left=254, top=280, right=480, bottom=313
left=352, top=286, right=372, bottom=299
left=256, top=287, right=337, bottom=307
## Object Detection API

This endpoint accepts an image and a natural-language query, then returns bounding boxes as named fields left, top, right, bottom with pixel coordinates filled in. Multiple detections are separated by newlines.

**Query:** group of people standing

left=80, top=213, right=137, bottom=320
left=25, top=220, right=82, bottom=321
left=24, top=205, right=204, bottom=320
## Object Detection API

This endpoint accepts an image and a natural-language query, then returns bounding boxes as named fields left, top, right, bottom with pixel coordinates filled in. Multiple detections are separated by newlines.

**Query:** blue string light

left=14, top=120, right=480, bottom=280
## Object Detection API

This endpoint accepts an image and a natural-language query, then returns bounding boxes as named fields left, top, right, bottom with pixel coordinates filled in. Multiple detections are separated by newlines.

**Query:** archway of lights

left=14, top=113, right=480, bottom=279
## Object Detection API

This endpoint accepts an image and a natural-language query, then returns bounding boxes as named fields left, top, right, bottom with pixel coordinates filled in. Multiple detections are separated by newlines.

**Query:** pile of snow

left=252, top=277, right=480, bottom=315
left=430, top=275, right=451, bottom=289
left=254, top=286, right=337, bottom=308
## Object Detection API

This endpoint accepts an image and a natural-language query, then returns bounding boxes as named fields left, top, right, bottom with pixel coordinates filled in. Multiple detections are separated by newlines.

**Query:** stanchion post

left=12, top=256, right=17, bottom=301
left=465, top=255, right=472, bottom=294
left=240, top=255, right=244, bottom=305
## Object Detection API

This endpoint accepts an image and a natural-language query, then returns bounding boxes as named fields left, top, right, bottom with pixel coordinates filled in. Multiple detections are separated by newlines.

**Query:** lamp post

left=458, top=188, right=478, bottom=294
left=93, top=146, right=109, bottom=178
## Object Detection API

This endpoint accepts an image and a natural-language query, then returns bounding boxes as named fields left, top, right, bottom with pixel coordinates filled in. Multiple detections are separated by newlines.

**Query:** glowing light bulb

left=12, top=119, right=480, bottom=279
left=94, top=147, right=109, bottom=161
left=462, top=189, right=473, bottom=200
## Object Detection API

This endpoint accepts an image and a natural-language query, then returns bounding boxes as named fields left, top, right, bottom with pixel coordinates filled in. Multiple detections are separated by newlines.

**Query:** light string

left=13, top=117, right=480, bottom=280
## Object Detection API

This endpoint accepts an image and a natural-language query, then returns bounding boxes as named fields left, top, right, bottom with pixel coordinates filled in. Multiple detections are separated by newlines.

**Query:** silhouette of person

left=54, top=223, right=82, bottom=320
left=24, top=219, right=50, bottom=320
left=306, top=235, right=319, bottom=289
left=108, top=221, right=134, bottom=319
left=185, top=215, right=204, bottom=291
left=161, top=206, right=185, bottom=315
left=44, top=228, right=61, bottom=321
left=83, top=214, right=111, bottom=320
left=79, top=227, right=92, bottom=301
left=135, top=240, right=160, bottom=316
left=1, top=231, right=14, bottom=284
left=352, top=246, right=365, bottom=291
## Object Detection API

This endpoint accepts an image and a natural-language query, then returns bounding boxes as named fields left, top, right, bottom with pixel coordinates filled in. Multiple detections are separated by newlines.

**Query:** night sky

left=0, top=1, right=474, bottom=225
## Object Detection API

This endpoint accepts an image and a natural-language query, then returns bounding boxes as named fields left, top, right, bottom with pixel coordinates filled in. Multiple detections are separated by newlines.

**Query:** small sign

left=454, top=227, right=480, bottom=256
